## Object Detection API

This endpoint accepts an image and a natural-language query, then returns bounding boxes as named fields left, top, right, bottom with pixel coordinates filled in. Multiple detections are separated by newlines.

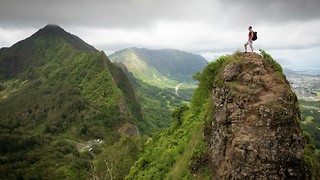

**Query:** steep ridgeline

left=109, top=47, right=207, bottom=88
left=0, top=25, right=143, bottom=179
left=206, top=52, right=310, bottom=179
left=109, top=47, right=208, bottom=135
left=127, top=51, right=318, bottom=179
left=0, top=24, right=97, bottom=79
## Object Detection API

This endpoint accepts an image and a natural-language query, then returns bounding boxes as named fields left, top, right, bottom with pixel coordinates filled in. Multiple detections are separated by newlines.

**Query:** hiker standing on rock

left=244, top=26, right=254, bottom=53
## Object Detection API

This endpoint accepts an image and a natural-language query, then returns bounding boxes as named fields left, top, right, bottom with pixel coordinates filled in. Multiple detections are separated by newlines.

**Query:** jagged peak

left=44, top=24, right=61, bottom=28
left=33, top=24, right=67, bottom=37
left=28, top=24, right=97, bottom=52
left=202, top=51, right=310, bottom=179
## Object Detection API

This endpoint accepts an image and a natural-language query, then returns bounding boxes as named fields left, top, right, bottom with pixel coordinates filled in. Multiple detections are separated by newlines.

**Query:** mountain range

left=109, top=47, right=208, bottom=135
left=0, top=25, right=319, bottom=179
left=0, top=24, right=143, bottom=179
left=0, top=25, right=209, bottom=179
left=109, top=47, right=207, bottom=88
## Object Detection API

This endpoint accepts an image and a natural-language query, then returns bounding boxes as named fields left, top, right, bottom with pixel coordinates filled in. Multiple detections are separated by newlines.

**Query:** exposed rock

left=119, top=94, right=128, bottom=115
left=206, top=53, right=310, bottom=179
left=118, top=123, right=140, bottom=137
left=223, top=62, right=241, bottom=82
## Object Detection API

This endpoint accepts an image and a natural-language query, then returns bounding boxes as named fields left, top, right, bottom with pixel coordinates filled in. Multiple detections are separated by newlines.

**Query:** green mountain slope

left=115, top=62, right=193, bottom=135
left=127, top=50, right=319, bottom=179
left=110, top=48, right=208, bottom=135
left=109, top=47, right=207, bottom=88
left=0, top=24, right=97, bottom=80
left=0, top=25, right=142, bottom=179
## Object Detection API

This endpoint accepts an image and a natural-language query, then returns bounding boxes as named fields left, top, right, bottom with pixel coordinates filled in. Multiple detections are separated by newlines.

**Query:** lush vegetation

left=126, top=53, right=231, bottom=179
left=116, top=64, right=195, bottom=136
left=1, top=25, right=319, bottom=179
left=300, top=100, right=320, bottom=154
left=259, top=49, right=283, bottom=74
left=0, top=25, right=207, bottom=179
left=303, top=132, right=320, bottom=178
left=294, top=87, right=320, bottom=178
left=109, top=47, right=207, bottom=89
left=109, top=47, right=209, bottom=136
left=126, top=104, right=210, bottom=179
left=0, top=25, right=142, bottom=179
left=126, top=51, right=320, bottom=179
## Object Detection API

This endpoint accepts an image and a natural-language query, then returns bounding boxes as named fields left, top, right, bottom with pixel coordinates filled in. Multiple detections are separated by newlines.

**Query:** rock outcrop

left=206, top=53, right=310, bottom=179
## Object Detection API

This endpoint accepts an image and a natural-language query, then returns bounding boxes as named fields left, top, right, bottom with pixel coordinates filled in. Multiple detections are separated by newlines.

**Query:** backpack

left=252, top=31, right=258, bottom=41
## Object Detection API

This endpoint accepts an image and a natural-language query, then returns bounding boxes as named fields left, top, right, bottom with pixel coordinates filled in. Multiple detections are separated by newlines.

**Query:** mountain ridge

left=109, top=47, right=207, bottom=88
left=126, top=51, right=319, bottom=179
left=29, top=24, right=97, bottom=52
left=109, top=47, right=208, bottom=135
left=1, top=24, right=318, bottom=179
left=0, top=25, right=142, bottom=179
left=0, top=24, right=97, bottom=79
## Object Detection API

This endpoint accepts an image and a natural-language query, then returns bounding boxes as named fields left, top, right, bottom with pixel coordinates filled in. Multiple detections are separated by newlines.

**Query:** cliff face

left=206, top=53, right=310, bottom=179
left=126, top=51, right=313, bottom=179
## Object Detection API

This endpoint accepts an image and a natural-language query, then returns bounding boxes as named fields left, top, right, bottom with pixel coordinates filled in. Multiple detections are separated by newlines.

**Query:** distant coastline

left=283, top=66, right=320, bottom=76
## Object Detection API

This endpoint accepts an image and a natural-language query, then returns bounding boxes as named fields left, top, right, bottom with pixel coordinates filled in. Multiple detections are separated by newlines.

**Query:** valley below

left=287, top=73, right=320, bottom=102
left=286, top=72, right=320, bottom=152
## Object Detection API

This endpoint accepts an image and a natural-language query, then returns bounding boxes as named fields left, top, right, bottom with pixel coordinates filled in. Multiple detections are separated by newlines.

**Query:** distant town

left=285, top=71, right=320, bottom=102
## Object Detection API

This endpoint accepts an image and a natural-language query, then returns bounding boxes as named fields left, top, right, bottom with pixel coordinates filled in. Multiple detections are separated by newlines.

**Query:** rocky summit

left=126, top=51, right=317, bottom=179
left=206, top=52, right=310, bottom=179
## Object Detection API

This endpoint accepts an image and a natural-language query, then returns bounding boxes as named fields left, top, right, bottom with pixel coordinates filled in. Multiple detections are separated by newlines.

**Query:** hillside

left=127, top=50, right=319, bottom=179
left=110, top=47, right=208, bottom=135
left=114, top=62, right=196, bottom=135
left=0, top=25, right=143, bottom=179
left=0, top=24, right=97, bottom=79
left=109, top=47, right=207, bottom=88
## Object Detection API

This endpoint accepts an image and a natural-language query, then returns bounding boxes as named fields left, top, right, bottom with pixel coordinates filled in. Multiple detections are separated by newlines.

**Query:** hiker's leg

left=244, top=43, right=248, bottom=52
left=249, top=41, right=253, bottom=52
left=250, top=44, right=253, bottom=52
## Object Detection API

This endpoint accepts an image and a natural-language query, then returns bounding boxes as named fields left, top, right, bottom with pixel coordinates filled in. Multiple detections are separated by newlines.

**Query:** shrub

left=259, top=49, right=283, bottom=73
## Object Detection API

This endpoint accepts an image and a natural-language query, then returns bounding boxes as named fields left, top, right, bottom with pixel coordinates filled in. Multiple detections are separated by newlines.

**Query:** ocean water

left=293, top=69, right=320, bottom=76
left=283, top=66, right=320, bottom=76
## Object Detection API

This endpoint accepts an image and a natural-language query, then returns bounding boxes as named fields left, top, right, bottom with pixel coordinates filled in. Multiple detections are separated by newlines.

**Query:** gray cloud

left=1, top=0, right=319, bottom=29
left=223, top=0, right=320, bottom=22
left=0, top=0, right=218, bottom=28
left=0, top=0, right=320, bottom=66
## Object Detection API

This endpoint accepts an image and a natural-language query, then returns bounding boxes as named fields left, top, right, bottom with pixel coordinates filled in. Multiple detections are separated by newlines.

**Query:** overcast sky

left=1, top=0, right=320, bottom=70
